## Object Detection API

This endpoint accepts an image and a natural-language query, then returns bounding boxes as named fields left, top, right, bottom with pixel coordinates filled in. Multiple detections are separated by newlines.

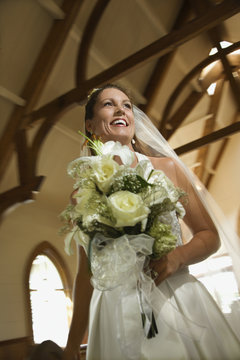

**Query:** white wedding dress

left=86, top=154, right=240, bottom=360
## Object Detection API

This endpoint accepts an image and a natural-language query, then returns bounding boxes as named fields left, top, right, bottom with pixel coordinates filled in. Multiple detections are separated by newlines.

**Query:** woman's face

left=86, top=88, right=135, bottom=146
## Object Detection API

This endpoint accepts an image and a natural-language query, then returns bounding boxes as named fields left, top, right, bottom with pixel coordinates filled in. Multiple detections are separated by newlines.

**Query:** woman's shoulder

left=146, top=155, right=184, bottom=186
left=147, top=155, right=177, bottom=170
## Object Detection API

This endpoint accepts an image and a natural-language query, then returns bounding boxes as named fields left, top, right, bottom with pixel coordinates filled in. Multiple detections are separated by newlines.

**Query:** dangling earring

left=131, top=138, right=136, bottom=145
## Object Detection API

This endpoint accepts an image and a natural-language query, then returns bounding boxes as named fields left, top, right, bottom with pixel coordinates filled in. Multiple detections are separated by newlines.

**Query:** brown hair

left=85, top=83, right=132, bottom=121
left=84, top=83, right=139, bottom=153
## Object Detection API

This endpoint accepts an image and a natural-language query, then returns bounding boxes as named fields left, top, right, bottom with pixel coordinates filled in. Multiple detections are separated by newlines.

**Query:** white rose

left=108, top=191, right=150, bottom=227
left=91, top=156, right=119, bottom=193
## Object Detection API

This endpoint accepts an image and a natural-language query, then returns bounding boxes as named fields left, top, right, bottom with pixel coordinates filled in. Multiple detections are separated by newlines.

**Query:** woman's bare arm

left=63, top=246, right=93, bottom=359
left=149, top=157, right=220, bottom=284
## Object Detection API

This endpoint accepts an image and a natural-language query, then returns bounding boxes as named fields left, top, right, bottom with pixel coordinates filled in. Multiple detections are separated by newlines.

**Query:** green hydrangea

left=148, top=221, right=177, bottom=259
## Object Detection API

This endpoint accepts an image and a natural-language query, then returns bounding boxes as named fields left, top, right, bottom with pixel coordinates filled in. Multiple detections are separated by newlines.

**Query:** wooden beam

left=174, top=122, right=240, bottom=155
left=0, top=0, right=84, bottom=180
left=15, top=130, right=34, bottom=184
left=76, top=0, right=110, bottom=85
left=160, top=41, right=240, bottom=131
left=164, top=91, right=204, bottom=139
left=0, top=176, right=44, bottom=216
left=205, top=111, right=239, bottom=188
left=37, top=0, right=65, bottom=19
left=190, top=0, right=240, bottom=109
left=205, top=137, right=228, bottom=188
left=141, top=52, right=175, bottom=114
left=0, top=86, right=26, bottom=106
left=194, top=79, right=224, bottom=180
left=216, top=43, right=240, bottom=110
left=142, top=0, right=191, bottom=114
left=26, top=0, right=240, bottom=125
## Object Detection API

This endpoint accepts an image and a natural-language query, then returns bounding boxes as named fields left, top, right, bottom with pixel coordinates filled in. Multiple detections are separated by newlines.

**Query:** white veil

left=133, top=105, right=240, bottom=335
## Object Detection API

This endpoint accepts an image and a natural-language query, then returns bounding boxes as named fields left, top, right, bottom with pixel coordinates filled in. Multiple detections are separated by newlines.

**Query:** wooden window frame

left=24, top=241, right=72, bottom=343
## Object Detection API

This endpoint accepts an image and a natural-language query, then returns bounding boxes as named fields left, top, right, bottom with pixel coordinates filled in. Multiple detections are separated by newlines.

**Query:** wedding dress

left=86, top=153, right=240, bottom=360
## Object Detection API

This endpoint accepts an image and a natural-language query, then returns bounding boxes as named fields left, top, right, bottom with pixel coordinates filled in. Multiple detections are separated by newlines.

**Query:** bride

left=63, top=84, right=240, bottom=360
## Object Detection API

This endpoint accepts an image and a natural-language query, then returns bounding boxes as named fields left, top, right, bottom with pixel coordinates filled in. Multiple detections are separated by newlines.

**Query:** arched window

left=25, top=242, right=72, bottom=347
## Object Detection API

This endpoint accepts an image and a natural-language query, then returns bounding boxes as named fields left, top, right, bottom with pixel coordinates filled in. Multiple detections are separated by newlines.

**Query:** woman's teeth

left=111, top=119, right=127, bottom=126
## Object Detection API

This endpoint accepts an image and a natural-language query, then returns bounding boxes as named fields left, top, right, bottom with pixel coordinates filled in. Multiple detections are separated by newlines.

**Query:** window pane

left=29, top=255, right=71, bottom=347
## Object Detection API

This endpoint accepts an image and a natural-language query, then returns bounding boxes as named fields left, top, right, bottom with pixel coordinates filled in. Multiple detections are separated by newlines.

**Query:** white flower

left=64, top=226, right=90, bottom=255
left=67, top=157, right=94, bottom=179
left=74, top=188, right=93, bottom=215
left=135, top=160, right=153, bottom=180
left=74, top=227, right=90, bottom=253
left=148, top=169, right=180, bottom=203
left=102, top=141, right=134, bottom=166
left=147, top=169, right=165, bottom=184
left=176, top=201, right=186, bottom=218
left=91, top=156, right=120, bottom=193
left=108, top=190, right=150, bottom=227
left=82, top=213, right=114, bottom=229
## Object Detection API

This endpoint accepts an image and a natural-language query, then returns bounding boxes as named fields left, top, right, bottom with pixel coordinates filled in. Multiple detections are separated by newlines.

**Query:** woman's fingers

left=148, top=250, right=182, bottom=285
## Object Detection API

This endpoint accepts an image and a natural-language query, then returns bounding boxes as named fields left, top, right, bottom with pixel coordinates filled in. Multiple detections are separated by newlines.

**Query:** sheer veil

left=133, top=105, right=240, bottom=335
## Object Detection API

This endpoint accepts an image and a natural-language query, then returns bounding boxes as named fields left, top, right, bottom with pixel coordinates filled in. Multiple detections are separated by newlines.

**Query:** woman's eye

left=104, top=101, right=112, bottom=106
left=124, top=103, right=132, bottom=109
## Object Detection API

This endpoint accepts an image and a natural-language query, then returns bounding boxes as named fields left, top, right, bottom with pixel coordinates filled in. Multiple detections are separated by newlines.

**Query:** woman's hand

left=149, top=247, right=184, bottom=286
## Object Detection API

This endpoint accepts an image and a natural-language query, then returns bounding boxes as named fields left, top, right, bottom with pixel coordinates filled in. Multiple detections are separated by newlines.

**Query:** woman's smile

left=110, top=118, right=128, bottom=126
left=86, top=88, right=135, bottom=146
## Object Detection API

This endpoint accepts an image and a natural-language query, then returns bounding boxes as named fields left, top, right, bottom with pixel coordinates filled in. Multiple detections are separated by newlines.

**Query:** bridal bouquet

left=60, top=134, right=185, bottom=256
left=60, top=133, right=186, bottom=338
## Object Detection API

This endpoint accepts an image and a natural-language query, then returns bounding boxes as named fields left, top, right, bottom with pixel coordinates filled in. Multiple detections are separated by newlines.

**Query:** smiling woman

left=62, top=84, right=240, bottom=360
left=85, top=85, right=135, bottom=146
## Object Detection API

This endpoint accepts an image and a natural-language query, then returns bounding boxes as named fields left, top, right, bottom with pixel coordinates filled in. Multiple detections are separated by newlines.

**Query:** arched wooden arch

left=160, top=41, right=240, bottom=138
left=76, top=0, right=110, bottom=85
left=24, top=241, right=72, bottom=342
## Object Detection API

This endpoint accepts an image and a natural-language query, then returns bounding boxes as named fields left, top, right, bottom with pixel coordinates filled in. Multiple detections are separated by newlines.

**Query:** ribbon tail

left=137, top=281, right=159, bottom=339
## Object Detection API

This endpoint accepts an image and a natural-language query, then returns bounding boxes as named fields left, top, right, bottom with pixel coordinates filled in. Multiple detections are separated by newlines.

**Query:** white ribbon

left=90, top=233, right=206, bottom=358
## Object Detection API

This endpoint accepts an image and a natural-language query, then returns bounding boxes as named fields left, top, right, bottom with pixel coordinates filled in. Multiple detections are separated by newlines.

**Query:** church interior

left=0, top=0, right=240, bottom=359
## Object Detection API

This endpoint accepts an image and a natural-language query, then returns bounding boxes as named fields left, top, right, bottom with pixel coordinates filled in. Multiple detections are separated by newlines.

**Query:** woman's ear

left=85, top=119, right=92, bottom=133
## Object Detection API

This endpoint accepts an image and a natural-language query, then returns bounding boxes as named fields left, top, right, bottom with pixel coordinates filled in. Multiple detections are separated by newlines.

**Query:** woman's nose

left=115, top=106, right=125, bottom=115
